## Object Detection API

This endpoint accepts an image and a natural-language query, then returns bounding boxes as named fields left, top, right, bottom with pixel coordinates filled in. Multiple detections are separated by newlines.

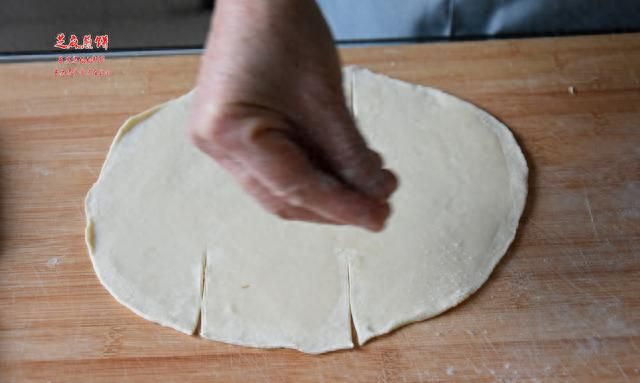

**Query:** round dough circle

left=85, top=67, right=527, bottom=354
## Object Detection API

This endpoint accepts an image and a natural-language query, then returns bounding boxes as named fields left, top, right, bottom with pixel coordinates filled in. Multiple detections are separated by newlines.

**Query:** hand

left=188, top=0, right=397, bottom=231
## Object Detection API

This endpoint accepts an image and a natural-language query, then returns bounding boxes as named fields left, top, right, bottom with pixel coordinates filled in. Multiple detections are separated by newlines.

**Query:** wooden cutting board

left=1, top=33, right=639, bottom=383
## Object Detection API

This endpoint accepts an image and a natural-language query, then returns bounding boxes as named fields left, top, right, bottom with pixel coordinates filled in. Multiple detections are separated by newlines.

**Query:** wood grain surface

left=1, top=33, right=639, bottom=382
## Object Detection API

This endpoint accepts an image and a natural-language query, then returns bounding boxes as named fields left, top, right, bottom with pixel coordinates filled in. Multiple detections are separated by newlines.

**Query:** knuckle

left=368, top=150, right=384, bottom=169
left=274, top=184, right=307, bottom=207
left=273, top=206, right=294, bottom=220
left=339, top=149, right=382, bottom=182
left=257, top=195, right=292, bottom=220
left=209, top=114, right=244, bottom=151
left=186, top=121, right=208, bottom=149
left=188, top=105, right=252, bottom=153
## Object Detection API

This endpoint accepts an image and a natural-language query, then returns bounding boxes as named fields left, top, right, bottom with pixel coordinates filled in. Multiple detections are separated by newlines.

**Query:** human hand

left=188, top=0, right=397, bottom=231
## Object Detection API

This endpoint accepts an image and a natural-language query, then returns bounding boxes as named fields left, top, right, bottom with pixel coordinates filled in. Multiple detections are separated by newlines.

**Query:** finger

left=237, top=125, right=391, bottom=231
left=306, top=106, right=399, bottom=200
left=276, top=205, right=345, bottom=224
left=206, top=150, right=340, bottom=225
left=341, top=150, right=399, bottom=200
left=237, top=174, right=342, bottom=225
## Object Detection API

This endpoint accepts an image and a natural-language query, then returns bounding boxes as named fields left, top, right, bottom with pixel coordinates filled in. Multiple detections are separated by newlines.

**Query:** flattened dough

left=85, top=67, right=527, bottom=353
left=85, top=98, right=204, bottom=334
left=347, top=68, right=527, bottom=343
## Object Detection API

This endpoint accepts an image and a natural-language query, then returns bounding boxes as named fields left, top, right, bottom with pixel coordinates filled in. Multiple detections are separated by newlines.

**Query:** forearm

left=211, top=0, right=320, bottom=34
left=208, top=0, right=323, bottom=52
left=201, top=0, right=340, bottom=112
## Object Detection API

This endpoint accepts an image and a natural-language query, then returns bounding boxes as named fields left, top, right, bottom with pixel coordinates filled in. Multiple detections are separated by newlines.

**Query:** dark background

left=1, top=0, right=639, bottom=56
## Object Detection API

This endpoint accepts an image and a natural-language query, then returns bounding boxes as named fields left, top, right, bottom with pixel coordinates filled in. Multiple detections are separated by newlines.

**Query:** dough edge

left=84, top=92, right=200, bottom=335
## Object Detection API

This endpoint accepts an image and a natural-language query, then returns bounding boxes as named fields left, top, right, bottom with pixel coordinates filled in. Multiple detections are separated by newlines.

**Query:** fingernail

left=359, top=202, right=391, bottom=232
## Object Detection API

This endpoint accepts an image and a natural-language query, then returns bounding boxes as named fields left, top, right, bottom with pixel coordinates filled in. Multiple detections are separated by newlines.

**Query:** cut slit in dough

left=85, top=66, right=528, bottom=353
